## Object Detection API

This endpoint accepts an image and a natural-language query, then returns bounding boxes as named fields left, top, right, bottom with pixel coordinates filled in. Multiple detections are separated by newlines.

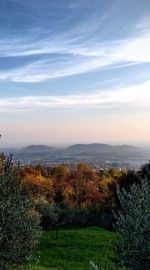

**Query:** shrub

left=35, top=199, right=62, bottom=230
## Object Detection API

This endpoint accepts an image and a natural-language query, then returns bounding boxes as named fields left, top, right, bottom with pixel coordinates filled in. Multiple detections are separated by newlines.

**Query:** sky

left=0, top=0, right=150, bottom=147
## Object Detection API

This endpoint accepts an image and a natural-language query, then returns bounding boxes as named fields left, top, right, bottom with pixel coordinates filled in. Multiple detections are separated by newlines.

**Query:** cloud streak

left=0, top=31, right=150, bottom=83
left=0, top=81, right=150, bottom=112
left=0, top=1, right=150, bottom=84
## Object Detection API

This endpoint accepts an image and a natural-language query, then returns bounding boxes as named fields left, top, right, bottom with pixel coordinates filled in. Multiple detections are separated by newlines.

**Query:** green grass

left=31, top=227, right=117, bottom=270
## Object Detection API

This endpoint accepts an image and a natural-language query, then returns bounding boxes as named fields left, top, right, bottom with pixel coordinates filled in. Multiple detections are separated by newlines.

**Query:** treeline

left=1, top=153, right=148, bottom=232
left=18, top=161, right=142, bottom=230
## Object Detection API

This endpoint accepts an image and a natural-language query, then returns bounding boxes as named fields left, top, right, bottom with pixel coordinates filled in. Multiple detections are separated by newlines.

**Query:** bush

left=0, top=155, right=40, bottom=270
left=35, top=199, right=63, bottom=230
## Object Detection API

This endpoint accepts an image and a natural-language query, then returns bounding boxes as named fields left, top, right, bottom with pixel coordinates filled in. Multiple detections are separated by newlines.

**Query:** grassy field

left=31, top=227, right=117, bottom=270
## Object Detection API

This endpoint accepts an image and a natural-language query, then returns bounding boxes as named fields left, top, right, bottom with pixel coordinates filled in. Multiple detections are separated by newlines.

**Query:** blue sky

left=0, top=0, right=150, bottom=147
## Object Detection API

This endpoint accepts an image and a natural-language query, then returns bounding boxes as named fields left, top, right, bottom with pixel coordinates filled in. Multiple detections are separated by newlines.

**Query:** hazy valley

left=1, top=143, right=149, bottom=169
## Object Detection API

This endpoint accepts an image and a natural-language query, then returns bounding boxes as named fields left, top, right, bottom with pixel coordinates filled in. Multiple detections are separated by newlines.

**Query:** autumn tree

left=21, top=166, right=54, bottom=203
left=70, top=163, right=101, bottom=209
left=50, top=165, right=70, bottom=207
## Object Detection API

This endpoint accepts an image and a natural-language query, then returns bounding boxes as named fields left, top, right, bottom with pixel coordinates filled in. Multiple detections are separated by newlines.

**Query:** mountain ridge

left=67, top=143, right=142, bottom=153
left=0, top=143, right=143, bottom=153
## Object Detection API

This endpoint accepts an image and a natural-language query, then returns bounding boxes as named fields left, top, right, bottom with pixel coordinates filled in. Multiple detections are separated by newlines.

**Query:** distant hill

left=67, top=143, right=112, bottom=152
left=1, top=143, right=143, bottom=155
left=2, top=143, right=147, bottom=167
left=67, top=143, right=142, bottom=153
left=22, top=145, right=55, bottom=153
left=114, top=144, right=141, bottom=152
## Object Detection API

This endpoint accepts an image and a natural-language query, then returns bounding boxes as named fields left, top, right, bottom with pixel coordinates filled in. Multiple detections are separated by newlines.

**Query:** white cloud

left=0, top=81, right=150, bottom=112
left=0, top=27, right=150, bottom=82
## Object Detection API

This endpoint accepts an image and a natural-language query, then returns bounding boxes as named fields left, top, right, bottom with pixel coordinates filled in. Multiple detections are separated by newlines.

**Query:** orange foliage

left=19, top=163, right=123, bottom=209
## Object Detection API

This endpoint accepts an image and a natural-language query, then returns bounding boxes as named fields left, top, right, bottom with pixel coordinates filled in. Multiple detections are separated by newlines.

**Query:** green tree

left=138, top=161, right=150, bottom=181
left=113, top=178, right=150, bottom=270
left=69, top=207, right=86, bottom=231
left=0, top=156, right=40, bottom=270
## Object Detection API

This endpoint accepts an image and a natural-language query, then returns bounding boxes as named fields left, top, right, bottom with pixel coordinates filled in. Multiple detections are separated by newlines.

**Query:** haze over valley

left=1, top=143, right=149, bottom=169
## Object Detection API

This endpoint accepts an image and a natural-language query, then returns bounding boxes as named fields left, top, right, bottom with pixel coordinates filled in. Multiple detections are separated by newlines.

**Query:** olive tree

left=113, top=178, right=150, bottom=270
left=35, top=198, right=64, bottom=237
left=0, top=156, right=40, bottom=270
left=90, top=166, right=150, bottom=270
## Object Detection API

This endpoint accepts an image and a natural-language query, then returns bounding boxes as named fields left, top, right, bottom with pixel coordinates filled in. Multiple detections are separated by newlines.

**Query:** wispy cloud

left=0, top=1, right=150, bottom=83
left=0, top=81, right=150, bottom=112
left=0, top=30, right=150, bottom=83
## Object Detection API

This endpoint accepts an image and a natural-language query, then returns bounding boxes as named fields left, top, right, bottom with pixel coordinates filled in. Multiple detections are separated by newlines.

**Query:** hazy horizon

left=1, top=140, right=150, bottom=150
left=0, top=1, right=150, bottom=147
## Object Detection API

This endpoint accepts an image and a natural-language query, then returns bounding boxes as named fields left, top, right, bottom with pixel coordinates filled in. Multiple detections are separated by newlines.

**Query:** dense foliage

left=20, top=163, right=125, bottom=230
left=113, top=177, right=150, bottom=269
left=0, top=155, right=40, bottom=270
